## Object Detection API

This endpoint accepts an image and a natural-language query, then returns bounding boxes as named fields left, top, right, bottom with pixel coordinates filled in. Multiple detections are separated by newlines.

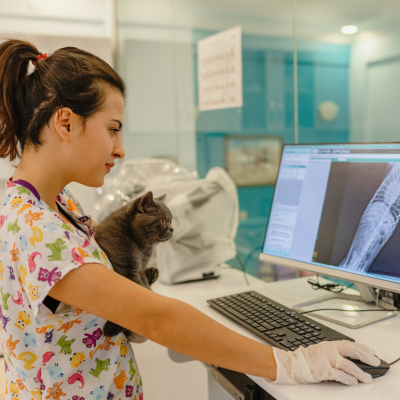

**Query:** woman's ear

left=53, top=107, right=74, bottom=141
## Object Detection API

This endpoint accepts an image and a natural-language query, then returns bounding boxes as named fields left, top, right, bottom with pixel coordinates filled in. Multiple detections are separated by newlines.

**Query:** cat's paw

left=145, top=267, right=159, bottom=285
left=126, top=331, right=148, bottom=343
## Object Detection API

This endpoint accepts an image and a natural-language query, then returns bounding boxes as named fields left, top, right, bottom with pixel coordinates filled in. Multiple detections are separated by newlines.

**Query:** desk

left=133, top=266, right=399, bottom=400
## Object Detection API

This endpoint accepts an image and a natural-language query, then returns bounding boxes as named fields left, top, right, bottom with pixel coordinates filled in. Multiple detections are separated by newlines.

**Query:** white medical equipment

left=93, top=159, right=239, bottom=284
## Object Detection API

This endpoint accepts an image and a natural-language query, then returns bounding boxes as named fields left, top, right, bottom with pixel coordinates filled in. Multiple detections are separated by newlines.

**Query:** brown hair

left=0, top=38, right=126, bottom=161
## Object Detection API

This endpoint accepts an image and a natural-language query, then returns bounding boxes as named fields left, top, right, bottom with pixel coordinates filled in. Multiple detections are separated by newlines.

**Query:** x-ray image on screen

left=313, top=162, right=400, bottom=279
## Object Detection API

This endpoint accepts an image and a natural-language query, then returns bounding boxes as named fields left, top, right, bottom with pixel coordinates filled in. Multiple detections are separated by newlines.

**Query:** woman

left=0, top=39, right=380, bottom=398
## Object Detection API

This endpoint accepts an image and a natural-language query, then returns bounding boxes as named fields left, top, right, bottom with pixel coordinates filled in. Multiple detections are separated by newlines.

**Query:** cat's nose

left=169, top=227, right=174, bottom=232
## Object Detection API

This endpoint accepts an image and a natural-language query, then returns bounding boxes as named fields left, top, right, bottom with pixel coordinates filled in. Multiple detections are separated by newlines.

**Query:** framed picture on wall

left=224, top=135, right=282, bottom=186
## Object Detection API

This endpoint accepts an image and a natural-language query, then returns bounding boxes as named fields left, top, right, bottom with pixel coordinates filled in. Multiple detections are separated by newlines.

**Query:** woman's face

left=70, top=89, right=125, bottom=188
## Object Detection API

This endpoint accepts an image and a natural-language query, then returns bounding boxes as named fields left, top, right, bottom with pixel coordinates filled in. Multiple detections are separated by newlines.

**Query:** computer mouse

left=346, top=357, right=390, bottom=378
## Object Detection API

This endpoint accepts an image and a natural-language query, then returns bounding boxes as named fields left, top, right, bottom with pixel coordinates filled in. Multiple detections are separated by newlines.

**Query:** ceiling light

left=341, top=25, right=358, bottom=35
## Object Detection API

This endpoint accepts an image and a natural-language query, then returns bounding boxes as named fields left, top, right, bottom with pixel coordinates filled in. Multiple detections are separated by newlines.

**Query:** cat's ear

left=156, top=194, right=167, bottom=201
left=138, top=191, right=155, bottom=213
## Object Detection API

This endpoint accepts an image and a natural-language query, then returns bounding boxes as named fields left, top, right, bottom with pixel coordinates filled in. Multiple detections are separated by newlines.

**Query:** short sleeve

left=19, top=214, right=104, bottom=319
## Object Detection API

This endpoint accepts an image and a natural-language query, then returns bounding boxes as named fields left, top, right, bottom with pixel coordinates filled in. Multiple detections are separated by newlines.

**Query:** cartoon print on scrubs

left=0, top=178, right=143, bottom=398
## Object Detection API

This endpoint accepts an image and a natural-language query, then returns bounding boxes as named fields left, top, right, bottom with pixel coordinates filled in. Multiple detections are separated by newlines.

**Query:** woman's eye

left=110, top=129, right=120, bottom=135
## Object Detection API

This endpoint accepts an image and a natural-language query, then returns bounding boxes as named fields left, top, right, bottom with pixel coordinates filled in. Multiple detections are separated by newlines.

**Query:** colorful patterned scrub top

left=0, top=177, right=143, bottom=400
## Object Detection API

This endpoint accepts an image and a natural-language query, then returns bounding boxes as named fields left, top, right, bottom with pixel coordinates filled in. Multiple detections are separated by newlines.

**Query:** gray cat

left=93, top=191, right=173, bottom=340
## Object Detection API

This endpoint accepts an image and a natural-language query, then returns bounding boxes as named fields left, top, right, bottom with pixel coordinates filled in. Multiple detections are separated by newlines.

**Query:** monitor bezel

left=260, top=141, right=400, bottom=294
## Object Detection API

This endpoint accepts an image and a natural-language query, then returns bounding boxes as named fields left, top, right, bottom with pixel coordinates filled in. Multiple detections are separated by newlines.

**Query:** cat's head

left=129, top=191, right=173, bottom=246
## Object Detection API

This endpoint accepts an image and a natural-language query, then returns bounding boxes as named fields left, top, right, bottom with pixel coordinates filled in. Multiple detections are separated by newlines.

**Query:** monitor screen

left=261, top=143, right=400, bottom=290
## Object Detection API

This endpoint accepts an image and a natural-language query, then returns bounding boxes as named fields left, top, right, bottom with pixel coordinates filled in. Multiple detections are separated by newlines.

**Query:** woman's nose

left=113, top=133, right=125, bottom=159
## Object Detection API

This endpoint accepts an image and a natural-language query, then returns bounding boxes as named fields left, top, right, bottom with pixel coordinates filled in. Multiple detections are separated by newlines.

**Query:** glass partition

left=116, top=0, right=294, bottom=279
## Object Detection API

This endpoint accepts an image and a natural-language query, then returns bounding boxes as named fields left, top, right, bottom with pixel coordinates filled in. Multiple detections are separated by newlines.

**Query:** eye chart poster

left=198, top=25, right=243, bottom=111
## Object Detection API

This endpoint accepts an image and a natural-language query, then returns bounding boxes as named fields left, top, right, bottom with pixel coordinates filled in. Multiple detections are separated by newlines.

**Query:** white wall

left=0, top=0, right=116, bottom=215
left=0, top=0, right=114, bottom=38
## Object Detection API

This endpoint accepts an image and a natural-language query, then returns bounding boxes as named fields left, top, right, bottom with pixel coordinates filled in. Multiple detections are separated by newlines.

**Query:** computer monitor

left=260, top=143, right=400, bottom=328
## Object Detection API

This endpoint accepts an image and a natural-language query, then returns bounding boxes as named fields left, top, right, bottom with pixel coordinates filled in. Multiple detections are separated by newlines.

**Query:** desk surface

left=152, top=266, right=400, bottom=400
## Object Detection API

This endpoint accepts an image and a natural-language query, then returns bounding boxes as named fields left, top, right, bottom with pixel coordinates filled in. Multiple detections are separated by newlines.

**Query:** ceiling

left=118, top=0, right=400, bottom=44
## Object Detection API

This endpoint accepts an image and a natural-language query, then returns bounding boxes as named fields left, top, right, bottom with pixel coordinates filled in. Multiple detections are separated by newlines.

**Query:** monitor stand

left=292, top=282, right=398, bottom=329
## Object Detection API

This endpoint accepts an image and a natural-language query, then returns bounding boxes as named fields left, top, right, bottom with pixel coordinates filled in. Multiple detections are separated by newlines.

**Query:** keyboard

left=207, top=290, right=353, bottom=351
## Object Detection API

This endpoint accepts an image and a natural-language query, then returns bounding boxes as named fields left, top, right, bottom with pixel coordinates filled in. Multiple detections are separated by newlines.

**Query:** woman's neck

left=12, top=148, right=69, bottom=212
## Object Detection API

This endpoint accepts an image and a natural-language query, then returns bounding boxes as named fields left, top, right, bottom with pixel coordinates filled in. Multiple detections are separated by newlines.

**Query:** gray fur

left=93, top=191, right=173, bottom=338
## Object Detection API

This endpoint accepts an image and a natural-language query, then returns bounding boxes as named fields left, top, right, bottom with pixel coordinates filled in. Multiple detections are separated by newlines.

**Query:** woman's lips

left=106, top=164, right=115, bottom=172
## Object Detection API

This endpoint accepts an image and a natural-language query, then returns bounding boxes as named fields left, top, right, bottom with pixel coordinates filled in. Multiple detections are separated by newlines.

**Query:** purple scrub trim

left=9, top=177, right=41, bottom=201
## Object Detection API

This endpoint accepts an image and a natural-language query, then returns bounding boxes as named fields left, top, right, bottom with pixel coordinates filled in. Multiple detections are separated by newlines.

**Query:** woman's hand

left=273, top=340, right=380, bottom=385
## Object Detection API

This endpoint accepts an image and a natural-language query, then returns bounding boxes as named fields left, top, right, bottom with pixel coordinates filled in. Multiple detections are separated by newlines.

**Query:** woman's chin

left=76, top=176, right=105, bottom=188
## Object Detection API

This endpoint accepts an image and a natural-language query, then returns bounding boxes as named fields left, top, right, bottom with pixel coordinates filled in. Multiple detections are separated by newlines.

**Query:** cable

left=235, top=254, right=250, bottom=286
left=300, top=308, right=397, bottom=314
left=307, top=274, right=354, bottom=293
left=389, top=357, right=400, bottom=366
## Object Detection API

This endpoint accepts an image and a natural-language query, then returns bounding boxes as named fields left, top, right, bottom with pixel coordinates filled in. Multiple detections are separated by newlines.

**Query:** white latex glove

left=273, top=340, right=380, bottom=385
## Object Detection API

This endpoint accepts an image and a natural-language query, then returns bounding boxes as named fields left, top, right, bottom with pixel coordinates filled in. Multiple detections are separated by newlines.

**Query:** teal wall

left=193, top=31, right=351, bottom=276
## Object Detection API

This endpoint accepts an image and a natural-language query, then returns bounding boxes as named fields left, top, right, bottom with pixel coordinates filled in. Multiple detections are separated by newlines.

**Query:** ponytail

left=0, top=39, right=40, bottom=161
left=0, top=38, right=125, bottom=162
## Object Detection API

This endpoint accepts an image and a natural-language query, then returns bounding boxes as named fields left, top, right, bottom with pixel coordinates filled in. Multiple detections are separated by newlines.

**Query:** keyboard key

left=271, top=322, right=283, bottom=328
left=297, top=330, right=306, bottom=335
left=256, top=326, right=267, bottom=332
left=280, top=322, right=290, bottom=327
left=280, top=341, right=292, bottom=348
left=251, top=323, right=261, bottom=328
left=314, top=327, right=322, bottom=331
left=290, top=347, right=298, bottom=351
left=305, top=328, right=314, bottom=333
left=304, top=334, right=313, bottom=338
left=244, top=319, right=254, bottom=324
left=225, top=307, right=247, bottom=320
left=261, top=322, right=275, bottom=330
left=277, top=332, right=286, bottom=337
left=293, top=341, right=302, bottom=347
left=274, top=337, right=283, bottom=342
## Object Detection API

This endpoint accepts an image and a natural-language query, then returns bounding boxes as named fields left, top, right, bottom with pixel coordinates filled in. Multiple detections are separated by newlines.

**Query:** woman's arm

left=48, top=263, right=277, bottom=379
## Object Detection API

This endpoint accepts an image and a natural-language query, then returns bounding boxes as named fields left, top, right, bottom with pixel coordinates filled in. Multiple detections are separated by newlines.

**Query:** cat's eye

left=161, top=219, right=166, bottom=224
